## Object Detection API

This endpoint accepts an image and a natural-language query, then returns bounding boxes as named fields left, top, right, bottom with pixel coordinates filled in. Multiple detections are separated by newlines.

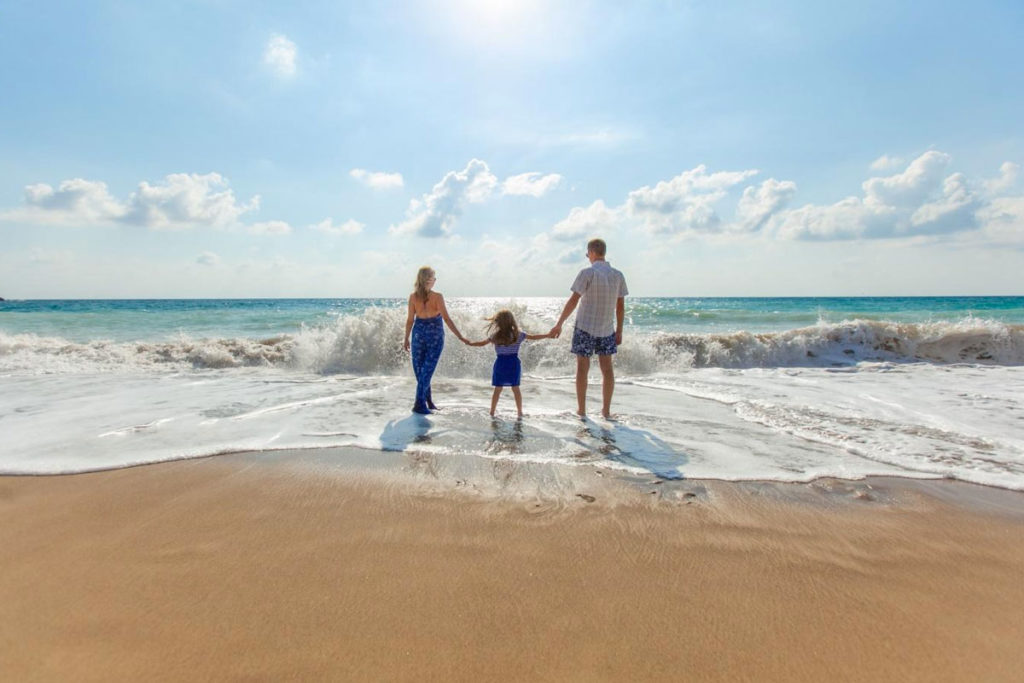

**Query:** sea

left=2, top=296, right=1023, bottom=489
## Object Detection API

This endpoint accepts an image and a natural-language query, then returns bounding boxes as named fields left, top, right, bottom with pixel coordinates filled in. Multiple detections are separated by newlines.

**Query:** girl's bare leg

left=490, top=387, right=502, bottom=416
left=511, top=386, right=523, bottom=417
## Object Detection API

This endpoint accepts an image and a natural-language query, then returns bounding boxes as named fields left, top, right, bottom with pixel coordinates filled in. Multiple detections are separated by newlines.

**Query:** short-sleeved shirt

left=494, top=331, right=526, bottom=356
left=570, top=260, right=628, bottom=337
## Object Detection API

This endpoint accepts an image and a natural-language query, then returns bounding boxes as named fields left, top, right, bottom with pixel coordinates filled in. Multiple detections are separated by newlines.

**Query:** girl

left=403, top=266, right=466, bottom=414
left=465, top=309, right=551, bottom=417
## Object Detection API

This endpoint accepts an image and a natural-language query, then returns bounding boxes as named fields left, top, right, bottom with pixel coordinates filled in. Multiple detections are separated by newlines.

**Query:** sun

left=444, top=0, right=547, bottom=51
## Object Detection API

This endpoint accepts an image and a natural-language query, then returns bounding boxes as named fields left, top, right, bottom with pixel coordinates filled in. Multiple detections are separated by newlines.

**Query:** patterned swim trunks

left=571, top=327, right=617, bottom=356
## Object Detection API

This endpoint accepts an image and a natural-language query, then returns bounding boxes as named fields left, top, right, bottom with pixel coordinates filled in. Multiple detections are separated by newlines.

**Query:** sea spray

left=3, top=313, right=1022, bottom=375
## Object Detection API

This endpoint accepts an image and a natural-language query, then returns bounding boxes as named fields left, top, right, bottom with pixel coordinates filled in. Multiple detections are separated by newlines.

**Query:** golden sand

left=2, top=453, right=1023, bottom=682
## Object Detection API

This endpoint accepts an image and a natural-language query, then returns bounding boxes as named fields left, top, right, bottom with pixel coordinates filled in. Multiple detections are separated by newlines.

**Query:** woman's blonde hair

left=414, top=266, right=435, bottom=303
left=485, top=309, right=519, bottom=347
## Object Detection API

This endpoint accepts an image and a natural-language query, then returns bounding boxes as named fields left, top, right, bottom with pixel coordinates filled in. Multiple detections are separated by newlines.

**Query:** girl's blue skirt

left=491, top=355, right=521, bottom=387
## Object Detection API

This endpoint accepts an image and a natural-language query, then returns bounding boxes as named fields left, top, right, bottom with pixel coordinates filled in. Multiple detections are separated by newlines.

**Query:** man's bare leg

left=575, top=355, right=590, bottom=416
left=599, top=354, right=615, bottom=418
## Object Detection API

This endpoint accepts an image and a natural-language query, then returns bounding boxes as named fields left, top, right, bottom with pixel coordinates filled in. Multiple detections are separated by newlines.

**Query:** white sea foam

left=2, top=361, right=1023, bottom=489
left=3, top=307, right=1023, bottom=487
left=2, top=310, right=1022, bottom=376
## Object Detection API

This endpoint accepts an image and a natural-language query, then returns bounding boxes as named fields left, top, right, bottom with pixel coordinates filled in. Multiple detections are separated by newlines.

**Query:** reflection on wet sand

left=486, top=418, right=525, bottom=454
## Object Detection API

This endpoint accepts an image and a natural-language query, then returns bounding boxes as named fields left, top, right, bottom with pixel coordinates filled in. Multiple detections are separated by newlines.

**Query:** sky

left=1, top=0, right=1022, bottom=298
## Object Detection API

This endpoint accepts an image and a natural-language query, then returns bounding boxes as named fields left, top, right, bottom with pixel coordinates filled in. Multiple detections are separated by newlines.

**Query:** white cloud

left=623, top=165, right=759, bottom=234
left=551, top=200, right=618, bottom=240
left=557, top=247, right=582, bottom=264
left=248, top=220, right=292, bottom=235
left=775, top=152, right=984, bottom=240
left=3, top=172, right=278, bottom=232
left=389, top=159, right=497, bottom=238
left=122, top=173, right=259, bottom=229
left=735, top=178, right=797, bottom=232
left=775, top=196, right=887, bottom=241
left=976, top=196, right=1024, bottom=244
left=910, top=172, right=978, bottom=232
left=264, top=34, right=297, bottom=78
left=311, top=217, right=364, bottom=235
left=548, top=165, right=773, bottom=241
left=18, top=179, right=125, bottom=224
left=350, top=169, right=404, bottom=190
left=870, top=154, right=904, bottom=172
left=196, top=251, right=221, bottom=266
left=862, top=151, right=950, bottom=208
left=544, top=152, right=1020, bottom=245
left=502, top=172, right=563, bottom=197
left=984, top=161, right=1020, bottom=196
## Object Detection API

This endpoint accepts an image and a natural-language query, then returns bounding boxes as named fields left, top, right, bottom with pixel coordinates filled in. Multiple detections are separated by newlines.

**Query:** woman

left=403, top=266, right=466, bottom=414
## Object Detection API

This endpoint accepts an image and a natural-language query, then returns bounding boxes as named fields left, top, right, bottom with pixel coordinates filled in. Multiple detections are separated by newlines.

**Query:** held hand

left=550, top=324, right=562, bottom=338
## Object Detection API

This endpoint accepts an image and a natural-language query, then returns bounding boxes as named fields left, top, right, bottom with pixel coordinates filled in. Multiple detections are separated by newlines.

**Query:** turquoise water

left=2, top=296, right=1022, bottom=343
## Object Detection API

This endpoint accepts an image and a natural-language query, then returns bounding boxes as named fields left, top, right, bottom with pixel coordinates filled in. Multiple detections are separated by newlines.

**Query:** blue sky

left=1, top=0, right=1022, bottom=297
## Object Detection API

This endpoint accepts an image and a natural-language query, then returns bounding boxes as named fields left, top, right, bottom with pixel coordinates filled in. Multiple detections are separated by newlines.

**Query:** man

left=549, top=238, right=628, bottom=418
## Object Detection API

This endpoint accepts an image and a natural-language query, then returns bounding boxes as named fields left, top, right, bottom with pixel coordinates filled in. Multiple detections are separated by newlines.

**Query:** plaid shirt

left=570, top=260, right=628, bottom=336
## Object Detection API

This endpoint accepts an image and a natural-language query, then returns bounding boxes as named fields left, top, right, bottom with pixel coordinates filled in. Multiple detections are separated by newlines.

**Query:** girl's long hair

left=414, top=266, right=435, bottom=303
left=485, top=309, right=519, bottom=346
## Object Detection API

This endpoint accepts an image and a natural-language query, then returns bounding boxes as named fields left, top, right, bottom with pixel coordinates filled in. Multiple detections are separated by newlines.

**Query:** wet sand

left=3, top=450, right=1024, bottom=682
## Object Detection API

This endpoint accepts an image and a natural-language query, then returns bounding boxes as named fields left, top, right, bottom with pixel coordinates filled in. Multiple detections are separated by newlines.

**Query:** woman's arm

left=403, top=295, right=415, bottom=351
left=437, top=294, right=465, bottom=342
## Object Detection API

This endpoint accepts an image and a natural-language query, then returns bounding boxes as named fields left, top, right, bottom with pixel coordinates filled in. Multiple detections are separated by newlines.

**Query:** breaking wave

left=2, top=308, right=1022, bottom=376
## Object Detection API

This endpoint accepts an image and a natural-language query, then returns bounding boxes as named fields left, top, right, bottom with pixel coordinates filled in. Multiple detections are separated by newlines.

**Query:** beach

left=3, top=297, right=1024, bottom=679
left=4, top=448, right=1024, bottom=682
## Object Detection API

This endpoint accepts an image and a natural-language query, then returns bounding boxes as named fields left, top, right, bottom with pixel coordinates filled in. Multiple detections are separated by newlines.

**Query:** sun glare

left=444, top=0, right=547, bottom=51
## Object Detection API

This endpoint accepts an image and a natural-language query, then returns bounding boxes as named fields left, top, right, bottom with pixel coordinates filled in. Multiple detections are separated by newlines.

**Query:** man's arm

left=549, top=292, right=581, bottom=338
left=615, top=297, right=624, bottom=345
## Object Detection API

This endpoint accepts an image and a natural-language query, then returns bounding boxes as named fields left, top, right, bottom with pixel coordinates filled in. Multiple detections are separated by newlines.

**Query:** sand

left=2, top=450, right=1024, bottom=682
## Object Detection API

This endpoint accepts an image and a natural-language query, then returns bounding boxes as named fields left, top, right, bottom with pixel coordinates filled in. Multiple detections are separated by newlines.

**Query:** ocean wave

left=2, top=310, right=1022, bottom=375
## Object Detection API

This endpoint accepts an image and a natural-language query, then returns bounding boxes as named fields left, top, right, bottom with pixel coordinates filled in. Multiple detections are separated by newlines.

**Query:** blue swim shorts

left=571, top=327, right=617, bottom=356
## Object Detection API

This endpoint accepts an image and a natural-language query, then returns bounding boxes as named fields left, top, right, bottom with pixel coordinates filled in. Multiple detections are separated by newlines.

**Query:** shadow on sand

left=379, top=413, right=433, bottom=452
left=576, top=419, right=687, bottom=480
